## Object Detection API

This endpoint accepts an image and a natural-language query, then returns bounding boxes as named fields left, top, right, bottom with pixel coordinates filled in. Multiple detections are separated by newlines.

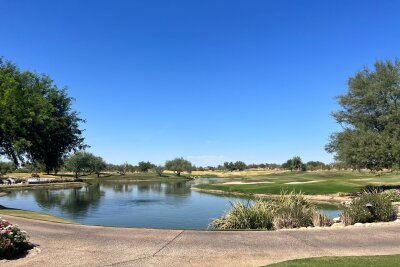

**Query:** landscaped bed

left=209, top=191, right=400, bottom=231
left=0, top=217, right=32, bottom=259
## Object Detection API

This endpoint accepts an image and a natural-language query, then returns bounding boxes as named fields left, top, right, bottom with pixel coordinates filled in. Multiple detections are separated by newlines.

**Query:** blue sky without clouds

left=1, top=1, right=399, bottom=166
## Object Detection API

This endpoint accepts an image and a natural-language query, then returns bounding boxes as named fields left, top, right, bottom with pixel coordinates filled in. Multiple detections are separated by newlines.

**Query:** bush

left=209, top=200, right=274, bottom=230
left=210, top=191, right=329, bottom=230
left=0, top=218, right=29, bottom=259
left=312, top=212, right=333, bottom=227
left=273, top=192, right=316, bottom=229
left=382, top=189, right=400, bottom=202
left=341, top=192, right=397, bottom=225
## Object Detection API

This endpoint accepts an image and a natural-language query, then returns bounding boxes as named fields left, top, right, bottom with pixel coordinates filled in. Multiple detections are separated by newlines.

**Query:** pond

left=0, top=178, right=342, bottom=229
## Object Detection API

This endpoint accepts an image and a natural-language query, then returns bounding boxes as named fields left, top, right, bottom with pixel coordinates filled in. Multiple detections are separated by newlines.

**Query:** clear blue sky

left=1, top=1, right=399, bottom=166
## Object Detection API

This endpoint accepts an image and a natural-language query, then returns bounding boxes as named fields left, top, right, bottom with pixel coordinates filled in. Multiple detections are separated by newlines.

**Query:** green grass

left=0, top=181, right=87, bottom=190
left=194, top=171, right=400, bottom=195
left=267, top=254, right=400, bottom=266
left=0, top=205, right=74, bottom=224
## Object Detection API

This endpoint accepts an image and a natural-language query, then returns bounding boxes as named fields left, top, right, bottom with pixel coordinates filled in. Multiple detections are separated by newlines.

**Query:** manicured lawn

left=194, top=170, right=400, bottom=195
left=0, top=205, right=74, bottom=224
left=267, top=254, right=400, bottom=266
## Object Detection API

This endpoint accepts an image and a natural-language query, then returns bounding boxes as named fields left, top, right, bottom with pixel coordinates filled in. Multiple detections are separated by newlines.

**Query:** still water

left=0, top=179, right=342, bottom=229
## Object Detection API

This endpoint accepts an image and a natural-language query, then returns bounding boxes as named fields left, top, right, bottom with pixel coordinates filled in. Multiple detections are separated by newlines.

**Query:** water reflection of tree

left=164, top=181, right=191, bottom=195
left=99, top=181, right=191, bottom=195
left=32, top=183, right=104, bottom=217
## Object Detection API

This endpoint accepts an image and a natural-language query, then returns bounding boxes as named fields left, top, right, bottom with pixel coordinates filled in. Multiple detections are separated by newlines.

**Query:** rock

left=354, top=223, right=364, bottom=227
left=331, top=223, right=343, bottom=227
left=333, top=217, right=341, bottom=223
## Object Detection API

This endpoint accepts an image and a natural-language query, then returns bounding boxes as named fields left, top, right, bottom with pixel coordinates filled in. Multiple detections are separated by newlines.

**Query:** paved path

left=2, top=215, right=400, bottom=267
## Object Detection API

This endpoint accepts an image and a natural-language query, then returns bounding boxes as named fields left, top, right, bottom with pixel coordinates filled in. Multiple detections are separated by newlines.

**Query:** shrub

left=0, top=218, right=29, bottom=259
left=273, top=191, right=316, bottom=229
left=341, top=192, right=397, bottom=225
left=312, top=212, right=333, bottom=227
left=382, top=189, right=400, bottom=202
left=209, top=200, right=274, bottom=230
left=210, top=191, right=327, bottom=230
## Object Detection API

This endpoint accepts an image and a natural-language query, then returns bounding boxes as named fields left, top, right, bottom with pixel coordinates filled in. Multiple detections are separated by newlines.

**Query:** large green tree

left=165, top=157, right=193, bottom=176
left=0, top=161, right=16, bottom=176
left=326, top=59, right=400, bottom=171
left=64, top=151, right=106, bottom=178
left=138, top=161, right=155, bottom=172
left=282, top=156, right=303, bottom=171
left=0, top=58, right=86, bottom=173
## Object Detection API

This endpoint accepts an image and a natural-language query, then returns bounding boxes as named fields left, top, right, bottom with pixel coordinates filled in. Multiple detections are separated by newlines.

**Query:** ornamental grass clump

left=382, top=189, right=400, bottom=202
left=312, top=212, right=333, bottom=227
left=341, top=192, right=397, bottom=226
left=209, top=200, right=274, bottom=230
left=273, top=191, right=316, bottom=229
left=210, top=191, right=328, bottom=230
left=0, top=218, right=30, bottom=259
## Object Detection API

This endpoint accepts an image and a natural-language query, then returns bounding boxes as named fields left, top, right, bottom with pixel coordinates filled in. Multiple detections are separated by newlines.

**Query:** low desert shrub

left=210, top=191, right=328, bottom=230
left=312, top=212, right=333, bottom=227
left=273, top=191, right=316, bottom=229
left=0, top=218, right=29, bottom=259
left=341, top=192, right=397, bottom=226
left=209, top=200, right=274, bottom=230
left=382, top=189, right=400, bottom=202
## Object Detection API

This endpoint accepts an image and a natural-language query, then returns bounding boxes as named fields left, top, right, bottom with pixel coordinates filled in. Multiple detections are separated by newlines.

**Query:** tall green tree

left=0, top=161, right=16, bottom=176
left=0, top=58, right=86, bottom=173
left=326, top=59, right=400, bottom=171
left=283, top=156, right=303, bottom=171
left=165, top=157, right=193, bottom=176
left=90, top=156, right=107, bottom=178
left=223, top=162, right=235, bottom=171
left=138, top=161, right=155, bottom=172
left=234, top=161, right=247, bottom=171
left=152, top=165, right=165, bottom=177
left=64, top=151, right=103, bottom=178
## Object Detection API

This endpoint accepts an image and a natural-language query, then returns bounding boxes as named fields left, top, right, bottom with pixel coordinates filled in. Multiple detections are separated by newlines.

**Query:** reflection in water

left=32, top=183, right=104, bottom=218
left=0, top=179, right=343, bottom=229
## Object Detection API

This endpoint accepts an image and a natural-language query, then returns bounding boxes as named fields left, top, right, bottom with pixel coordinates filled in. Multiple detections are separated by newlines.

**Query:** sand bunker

left=223, top=181, right=274, bottom=185
left=284, top=180, right=321, bottom=185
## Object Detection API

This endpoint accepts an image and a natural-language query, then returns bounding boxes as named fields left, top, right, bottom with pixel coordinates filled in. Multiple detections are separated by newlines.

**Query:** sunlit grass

left=194, top=170, right=400, bottom=195
left=0, top=205, right=74, bottom=224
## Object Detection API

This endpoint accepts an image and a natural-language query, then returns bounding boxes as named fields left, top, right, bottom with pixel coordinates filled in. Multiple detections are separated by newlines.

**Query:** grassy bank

left=0, top=205, right=74, bottom=224
left=193, top=171, right=400, bottom=195
left=0, top=181, right=87, bottom=191
left=267, top=254, right=400, bottom=266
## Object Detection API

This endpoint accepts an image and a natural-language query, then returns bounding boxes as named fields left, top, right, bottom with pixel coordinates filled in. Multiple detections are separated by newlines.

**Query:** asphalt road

left=2, top=215, right=400, bottom=267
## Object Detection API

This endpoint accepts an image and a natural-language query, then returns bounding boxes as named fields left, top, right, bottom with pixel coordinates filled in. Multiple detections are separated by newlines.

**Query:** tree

left=326, top=59, right=400, bottom=171
left=0, top=58, right=86, bottom=173
left=152, top=165, right=165, bottom=177
left=224, top=162, right=235, bottom=171
left=283, top=156, right=303, bottom=171
left=234, top=161, right=247, bottom=171
left=90, top=156, right=107, bottom=178
left=65, top=152, right=97, bottom=178
left=165, top=157, right=193, bottom=176
left=0, top=161, right=16, bottom=176
left=138, top=161, right=155, bottom=172
left=306, top=161, right=326, bottom=171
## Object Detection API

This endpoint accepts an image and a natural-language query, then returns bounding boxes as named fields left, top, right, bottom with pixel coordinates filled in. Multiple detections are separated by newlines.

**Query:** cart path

left=2, top=215, right=400, bottom=267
